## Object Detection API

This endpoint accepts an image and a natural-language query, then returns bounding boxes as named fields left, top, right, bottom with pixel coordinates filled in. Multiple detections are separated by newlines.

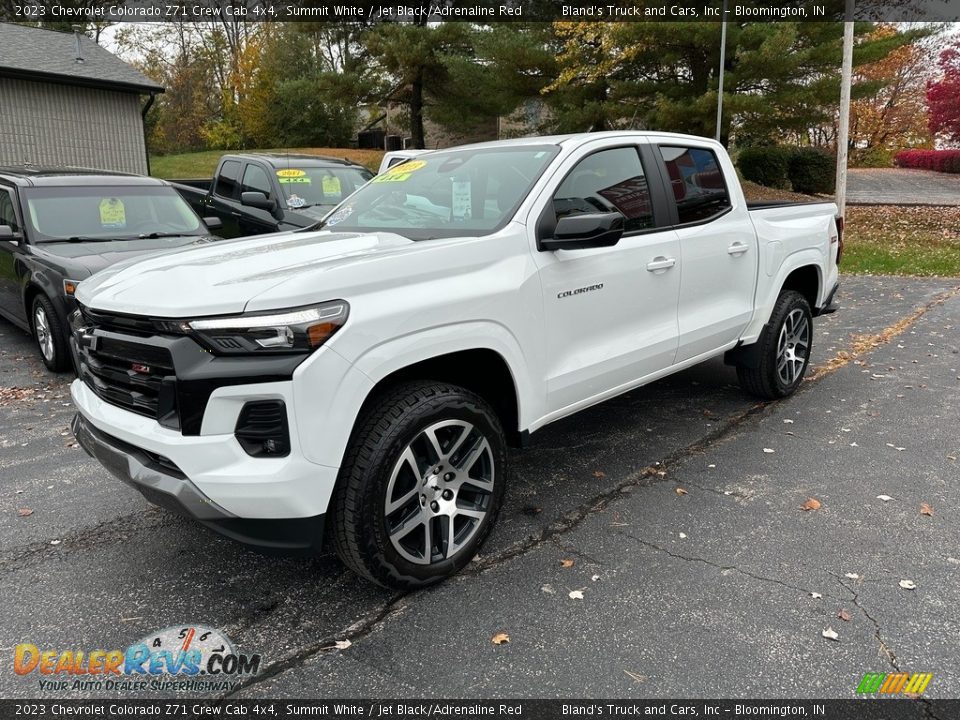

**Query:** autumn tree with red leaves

left=927, top=41, right=960, bottom=145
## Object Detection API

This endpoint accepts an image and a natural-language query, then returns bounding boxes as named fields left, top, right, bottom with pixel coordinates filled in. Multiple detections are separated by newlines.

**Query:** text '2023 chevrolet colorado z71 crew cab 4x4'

left=69, top=133, right=840, bottom=588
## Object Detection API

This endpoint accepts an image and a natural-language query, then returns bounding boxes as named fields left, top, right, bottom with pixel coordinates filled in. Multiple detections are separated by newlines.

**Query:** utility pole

left=715, top=0, right=728, bottom=143
left=835, top=0, right=855, bottom=216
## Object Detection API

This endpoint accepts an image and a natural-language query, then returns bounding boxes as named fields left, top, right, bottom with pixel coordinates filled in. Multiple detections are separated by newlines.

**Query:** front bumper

left=70, top=377, right=339, bottom=520
left=72, top=412, right=325, bottom=553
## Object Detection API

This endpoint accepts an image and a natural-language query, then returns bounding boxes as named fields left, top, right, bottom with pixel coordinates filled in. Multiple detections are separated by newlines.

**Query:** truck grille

left=74, top=309, right=178, bottom=426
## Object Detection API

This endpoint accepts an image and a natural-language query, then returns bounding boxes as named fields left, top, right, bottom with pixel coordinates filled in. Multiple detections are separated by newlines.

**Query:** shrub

left=737, top=146, right=790, bottom=188
left=894, top=149, right=960, bottom=174
left=787, top=147, right=836, bottom=195
left=852, top=147, right=894, bottom=168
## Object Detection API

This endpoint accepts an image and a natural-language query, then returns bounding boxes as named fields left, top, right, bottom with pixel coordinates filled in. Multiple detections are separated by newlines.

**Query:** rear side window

left=215, top=160, right=242, bottom=200
left=241, top=164, right=272, bottom=197
left=659, top=146, right=730, bottom=225
left=553, top=147, right=654, bottom=233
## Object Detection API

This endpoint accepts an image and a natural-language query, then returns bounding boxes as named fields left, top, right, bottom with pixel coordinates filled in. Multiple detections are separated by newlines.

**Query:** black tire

left=331, top=381, right=507, bottom=589
left=736, top=290, right=813, bottom=400
left=31, top=294, right=70, bottom=372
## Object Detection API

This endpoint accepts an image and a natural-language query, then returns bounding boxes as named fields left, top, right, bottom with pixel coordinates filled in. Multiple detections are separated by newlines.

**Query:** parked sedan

left=0, top=166, right=224, bottom=372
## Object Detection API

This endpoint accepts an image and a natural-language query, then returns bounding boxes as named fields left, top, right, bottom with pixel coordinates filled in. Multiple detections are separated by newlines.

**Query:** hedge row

left=738, top=146, right=836, bottom=194
left=894, top=149, right=960, bottom=174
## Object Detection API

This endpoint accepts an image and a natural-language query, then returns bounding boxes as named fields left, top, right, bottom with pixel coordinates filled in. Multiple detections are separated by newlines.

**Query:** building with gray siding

left=0, top=23, right=163, bottom=175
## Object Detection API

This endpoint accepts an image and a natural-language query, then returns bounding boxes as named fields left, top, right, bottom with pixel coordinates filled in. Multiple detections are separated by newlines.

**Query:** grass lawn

left=150, top=147, right=386, bottom=178
left=740, top=182, right=960, bottom=278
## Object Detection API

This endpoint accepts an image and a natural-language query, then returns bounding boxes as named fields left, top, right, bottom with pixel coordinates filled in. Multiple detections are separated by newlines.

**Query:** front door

left=0, top=187, right=27, bottom=326
left=534, top=145, right=682, bottom=416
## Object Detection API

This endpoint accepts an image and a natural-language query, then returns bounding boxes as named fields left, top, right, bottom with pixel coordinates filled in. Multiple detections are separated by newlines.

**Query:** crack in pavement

left=220, top=593, right=407, bottom=699
left=619, top=531, right=845, bottom=600
left=838, top=576, right=898, bottom=670
left=0, top=507, right=180, bottom=575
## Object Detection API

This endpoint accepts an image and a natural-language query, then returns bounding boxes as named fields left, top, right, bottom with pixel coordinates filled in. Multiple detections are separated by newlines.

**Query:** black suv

left=0, top=166, right=224, bottom=372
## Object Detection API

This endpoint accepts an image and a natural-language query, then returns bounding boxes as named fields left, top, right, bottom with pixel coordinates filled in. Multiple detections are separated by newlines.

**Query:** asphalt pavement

left=1, top=275, right=958, bottom=699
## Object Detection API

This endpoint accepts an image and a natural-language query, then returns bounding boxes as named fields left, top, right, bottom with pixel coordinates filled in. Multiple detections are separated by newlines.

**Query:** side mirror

left=0, top=224, right=20, bottom=242
left=240, top=191, right=276, bottom=211
left=203, top=216, right=223, bottom=231
left=539, top=212, right=624, bottom=252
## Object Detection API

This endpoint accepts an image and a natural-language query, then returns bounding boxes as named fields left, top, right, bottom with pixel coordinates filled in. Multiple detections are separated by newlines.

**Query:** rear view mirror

left=241, top=192, right=276, bottom=211
left=0, top=224, right=20, bottom=242
left=539, top=212, right=624, bottom=252
left=203, top=216, right=223, bottom=231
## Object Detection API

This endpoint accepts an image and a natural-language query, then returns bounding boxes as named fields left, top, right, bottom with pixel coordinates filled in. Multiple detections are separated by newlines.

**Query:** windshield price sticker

left=278, top=177, right=311, bottom=184
left=322, top=176, right=342, bottom=195
left=99, top=198, right=126, bottom=229
left=276, top=169, right=306, bottom=178
left=373, top=160, right=428, bottom=183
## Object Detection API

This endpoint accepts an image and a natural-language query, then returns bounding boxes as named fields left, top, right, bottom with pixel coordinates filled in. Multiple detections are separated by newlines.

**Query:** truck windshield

left=318, top=145, right=560, bottom=240
left=23, top=186, right=206, bottom=242
left=276, top=166, right=374, bottom=209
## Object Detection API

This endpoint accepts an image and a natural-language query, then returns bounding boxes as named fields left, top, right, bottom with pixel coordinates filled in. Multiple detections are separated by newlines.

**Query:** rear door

left=654, top=143, right=758, bottom=363
left=0, top=186, right=27, bottom=326
left=533, top=142, right=682, bottom=416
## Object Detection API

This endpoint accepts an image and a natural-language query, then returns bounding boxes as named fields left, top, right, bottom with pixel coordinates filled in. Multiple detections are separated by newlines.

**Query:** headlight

left=179, top=301, right=348, bottom=355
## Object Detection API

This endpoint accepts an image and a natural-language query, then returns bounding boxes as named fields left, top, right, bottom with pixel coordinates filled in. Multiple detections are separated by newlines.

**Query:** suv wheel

left=32, top=294, right=70, bottom=372
left=331, top=381, right=507, bottom=589
left=737, top=290, right=812, bottom=400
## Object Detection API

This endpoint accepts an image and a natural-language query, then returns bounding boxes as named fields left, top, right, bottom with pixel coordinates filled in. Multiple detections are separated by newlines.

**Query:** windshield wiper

left=37, top=236, right=135, bottom=244
left=137, top=232, right=200, bottom=239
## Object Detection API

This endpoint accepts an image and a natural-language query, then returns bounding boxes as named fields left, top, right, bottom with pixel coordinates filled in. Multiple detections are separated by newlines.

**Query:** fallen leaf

left=708, top=464, right=716, bottom=468
left=334, top=640, right=352, bottom=650
left=822, top=627, right=839, bottom=641
left=675, top=487, right=688, bottom=496
left=763, top=448, right=775, bottom=454
left=845, top=573, right=860, bottom=580
left=899, top=579, right=916, bottom=590
left=877, top=494, right=893, bottom=502
left=560, top=558, right=575, bottom=569
left=541, top=584, right=556, bottom=595
left=623, top=670, right=646, bottom=684
left=920, top=503, right=934, bottom=517
left=678, top=532, right=687, bottom=539
left=811, top=592, right=823, bottom=599
left=50, top=539, right=61, bottom=546
left=491, top=632, right=510, bottom=646
left=568, top=589, right=584, bottom=600
left=17, top=508, right=33, bottom=517
left=783, top=419, right=794, bottom=424
left=591, top=574, right=600, bottom=582
left=800, top=497, right=822, bottom=511
left=838, top=609, right=852, bottom=622
left=592, top=470, right=606, bottom=479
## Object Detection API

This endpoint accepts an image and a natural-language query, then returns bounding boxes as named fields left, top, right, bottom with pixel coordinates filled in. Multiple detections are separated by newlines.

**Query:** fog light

left=234, top=400, right=290, bottom=457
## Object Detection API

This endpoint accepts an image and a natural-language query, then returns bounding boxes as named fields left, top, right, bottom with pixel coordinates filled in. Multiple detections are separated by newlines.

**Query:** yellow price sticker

left=276, top=168, right=306, bottom=178
left=372, top=159, right=427, bottom=183
left=99, top=198, right=126, bottom=228
left=322, top=176, right=342, bottom=195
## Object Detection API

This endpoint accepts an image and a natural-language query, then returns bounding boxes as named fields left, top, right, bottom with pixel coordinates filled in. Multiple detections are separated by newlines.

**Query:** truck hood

left=75, top=230, right=420, bottom=317
left=38, top=236, right=220, bottom=278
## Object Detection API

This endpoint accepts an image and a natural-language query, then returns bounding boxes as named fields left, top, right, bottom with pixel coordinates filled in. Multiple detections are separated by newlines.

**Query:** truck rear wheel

left=331, top=381, right=507, bottom=589
left=736, top=290, right=812, bottom=400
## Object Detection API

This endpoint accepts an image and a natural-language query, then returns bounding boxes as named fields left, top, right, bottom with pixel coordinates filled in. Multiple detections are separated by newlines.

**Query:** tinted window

left=659, top=146, right=730, bottom=225
left=215, top=160, right=242, bottom=200
left=553, top=147, right=654, bottom=233
left=0, top=189, right=18, bottom=232
left=241, top=164, right=272, bottom=197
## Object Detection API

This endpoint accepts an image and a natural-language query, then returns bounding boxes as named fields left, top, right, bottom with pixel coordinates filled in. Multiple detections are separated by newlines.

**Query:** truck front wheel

left=737, top=290, right=813, bottom=400
left=331, top=381, right=507, bottom=589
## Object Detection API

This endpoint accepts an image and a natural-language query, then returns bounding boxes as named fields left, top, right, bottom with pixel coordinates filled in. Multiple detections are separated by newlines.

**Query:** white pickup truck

left=69, top=132, right=841, bottom=588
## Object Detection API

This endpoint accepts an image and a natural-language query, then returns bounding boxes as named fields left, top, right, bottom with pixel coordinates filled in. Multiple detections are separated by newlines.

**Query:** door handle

left=646, top=257, right=676, bottom=272
left=727, top=242, right=749, bottom=255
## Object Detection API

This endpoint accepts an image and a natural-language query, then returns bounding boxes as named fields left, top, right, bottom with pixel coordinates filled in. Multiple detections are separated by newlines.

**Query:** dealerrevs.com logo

left=15, top=625, right=261, bottom=693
